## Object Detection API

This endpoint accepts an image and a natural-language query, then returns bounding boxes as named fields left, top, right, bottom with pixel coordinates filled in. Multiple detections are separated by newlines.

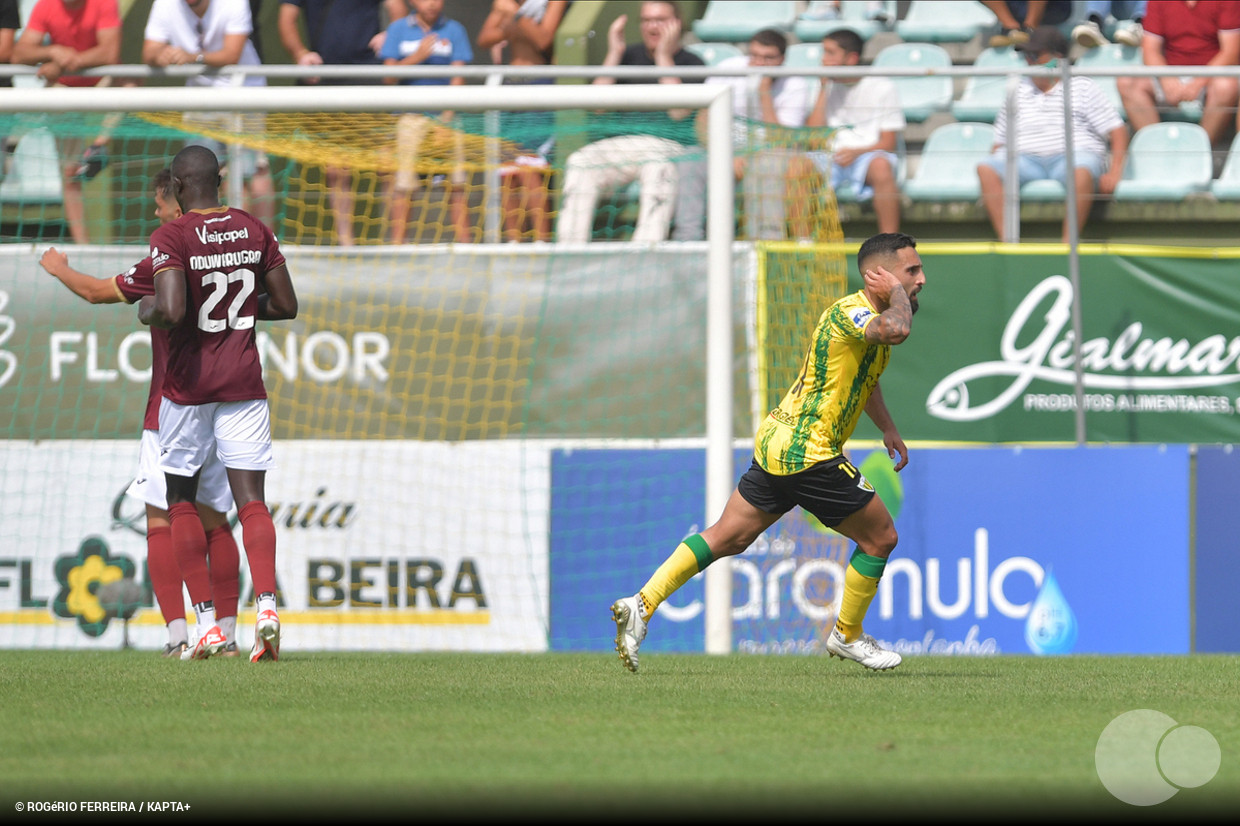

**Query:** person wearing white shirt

left=799, top=28, right=905, bottom=236
left=976, top=26, right=1128, bottom=242
left=699, top=29, right=814, bottom=239
left=143, top=0, right=274, bottom=229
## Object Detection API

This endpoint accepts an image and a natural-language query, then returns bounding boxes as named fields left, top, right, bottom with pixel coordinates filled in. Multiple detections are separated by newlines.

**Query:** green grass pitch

left=1, top=651, right=1236, bottom=821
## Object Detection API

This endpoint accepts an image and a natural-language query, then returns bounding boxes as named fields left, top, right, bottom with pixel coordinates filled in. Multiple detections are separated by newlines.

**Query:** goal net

left=0, top=82, right=851, bottom=656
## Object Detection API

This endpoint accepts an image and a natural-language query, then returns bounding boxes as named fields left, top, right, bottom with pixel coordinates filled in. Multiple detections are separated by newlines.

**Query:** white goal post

left=0, top=82, right=740, bottom=655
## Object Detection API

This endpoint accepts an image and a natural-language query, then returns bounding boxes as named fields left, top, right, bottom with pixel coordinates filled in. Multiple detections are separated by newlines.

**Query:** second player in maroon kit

left=140, top=145, right=299, bottom=663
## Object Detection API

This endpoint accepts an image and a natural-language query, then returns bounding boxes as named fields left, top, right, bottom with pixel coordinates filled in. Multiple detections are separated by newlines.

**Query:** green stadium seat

left=950, top=46, right=1025, bottom=123
left=684, top=41, right=744, bottom=66
left=1113, top=122, right=1213, bottom=200
left=0, top=128, right=63, bottom=204
left=784, top=41, right=823, bottom=69
left=871, top=42, right=955, bottom=123
left=793, top=1, right=897, bottom=42
left=1074, top=42, right=1140, bottom=120
left=1020, top=179, right=1067, bottom=201
left=904, top=122, right=995, bottom=201
left=895, top=0, right=997, bottom=43
left=1210, top=133, right=1240, bottom=199
left=691, top=1, right=798, bottom=43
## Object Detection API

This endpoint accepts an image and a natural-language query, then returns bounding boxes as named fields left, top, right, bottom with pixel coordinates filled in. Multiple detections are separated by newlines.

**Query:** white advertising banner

left=0, top=440, right=551, bottom=652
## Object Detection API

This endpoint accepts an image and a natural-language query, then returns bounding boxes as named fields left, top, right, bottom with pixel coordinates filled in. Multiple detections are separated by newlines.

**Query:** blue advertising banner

left=549, top=445, right=1191, bottom=655
left=1193, top=445, right=1240, bottom=653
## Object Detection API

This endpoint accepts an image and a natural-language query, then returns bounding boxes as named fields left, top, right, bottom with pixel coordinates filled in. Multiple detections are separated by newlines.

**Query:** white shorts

left=127, top=429, right=234, bottom=513
left=158, top=398, right=275, bottom=477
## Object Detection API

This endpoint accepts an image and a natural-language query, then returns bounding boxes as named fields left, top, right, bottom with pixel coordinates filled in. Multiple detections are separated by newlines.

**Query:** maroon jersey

left=149, top=207, right=286, bottom=404
left=113, top=256, right=166, bottom=430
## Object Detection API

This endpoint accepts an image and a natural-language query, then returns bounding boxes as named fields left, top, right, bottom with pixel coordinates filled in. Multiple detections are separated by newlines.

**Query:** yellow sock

left=834, top=550, right=887, bottom=643
left=637, top=534, right=713, bottom=620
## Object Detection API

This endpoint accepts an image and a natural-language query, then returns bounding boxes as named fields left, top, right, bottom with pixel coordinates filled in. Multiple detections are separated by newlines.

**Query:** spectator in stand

left=0, top=0, right=19, bottom=174
left=976, top=26, right=1129, bottom=242
left=12, top=0, right=122, bottom=245
left=1117, top=0, right=1240, bottom=150
left=476, top=0, right=570, bottom=243
left=555, top=1, right=705, bottom=244
left=143, top=0, right=276, bottom=230
left=278, top=0, right=407, bottom=246
left=1072, top=1, right=1146, bottom=49
left=793, top=27, right=905, bottom=236
left=380, top=0, right=473, bottom=244
left=701, top=28, right=813, bottom=240
left=983, top=1, right=1074, bottom=47
left=0, top=1, right=17, bottom=85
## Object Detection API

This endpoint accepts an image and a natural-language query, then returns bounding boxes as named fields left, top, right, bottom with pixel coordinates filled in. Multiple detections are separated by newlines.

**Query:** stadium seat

left=950, top=46, right=1025, bottom=123
left=784, top=41, right=823, bottom=69
left=0, top=128, right=64, bottom=204
left=1210, top=133, right=1240, bottom=199
left=904, top=121, right=995, bottom=201
left=684, top=42, right=744, bottom=66
left=1019, top=179, right=1067, bottom=201
left=793, top=1, right=897, bottom=42
left=691, top=1, right=798, bottom=43
left=1112, top=122, right=1213, bottom=200
left=895, top=0, right=997, bottom=43
left=871, top=42, right=955, bottom=123
left=1073, top=42, right=1140, bottom=120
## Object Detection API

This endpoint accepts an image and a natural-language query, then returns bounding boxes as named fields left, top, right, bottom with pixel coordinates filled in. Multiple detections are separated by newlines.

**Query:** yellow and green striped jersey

left=754, top=290, right=890, bottom=475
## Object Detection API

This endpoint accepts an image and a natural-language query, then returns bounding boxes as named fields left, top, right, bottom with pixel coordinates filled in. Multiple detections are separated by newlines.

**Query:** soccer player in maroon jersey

left=40, top=168, right=243, bottom=659
left=138, top=145, right=298, bottom=663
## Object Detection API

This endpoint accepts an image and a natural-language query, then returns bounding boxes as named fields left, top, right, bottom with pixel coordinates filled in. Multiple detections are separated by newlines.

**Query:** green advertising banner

left=6, top=242, right=1239, bottom=445
left=847, top=243, right=1240, bottom=444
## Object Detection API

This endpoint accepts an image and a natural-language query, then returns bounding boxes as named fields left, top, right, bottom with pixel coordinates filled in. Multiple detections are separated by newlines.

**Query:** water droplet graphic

left=1024, top=569, right=1077, bottom=654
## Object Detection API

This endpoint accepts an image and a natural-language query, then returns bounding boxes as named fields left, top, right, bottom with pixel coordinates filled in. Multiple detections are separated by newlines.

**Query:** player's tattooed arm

left=863, top=267, right=912, bottom=344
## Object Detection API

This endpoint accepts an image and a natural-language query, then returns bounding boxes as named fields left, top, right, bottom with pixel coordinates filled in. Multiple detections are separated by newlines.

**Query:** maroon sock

left=206, top=525, right=241, bottom=621
left=239, top=501, right=277, bottom=596
left=168, top=502, right=212, bottom=606
left=146, top=526, right=185, bottom=624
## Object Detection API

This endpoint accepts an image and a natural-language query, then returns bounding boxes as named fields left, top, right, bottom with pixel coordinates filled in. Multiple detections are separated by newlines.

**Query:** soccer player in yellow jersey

left=612, top=232, right=925, bottom=672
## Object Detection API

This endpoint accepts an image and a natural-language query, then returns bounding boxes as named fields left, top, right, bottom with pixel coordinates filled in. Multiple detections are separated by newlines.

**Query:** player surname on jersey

left=189, top=249, right=264, bottom=270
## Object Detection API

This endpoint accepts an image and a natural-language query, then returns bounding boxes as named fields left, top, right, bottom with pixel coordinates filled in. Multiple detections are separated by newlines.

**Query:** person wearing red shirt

left=12, top=0, right=123, bottom=244
left=1117, top=0, right=1240, bottom=147
left=139, top=145, right=299, bottom=663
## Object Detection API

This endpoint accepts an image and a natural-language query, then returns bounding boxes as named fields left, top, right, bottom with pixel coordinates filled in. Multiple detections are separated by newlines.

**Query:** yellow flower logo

left=52, top=537, right=138, bottom=637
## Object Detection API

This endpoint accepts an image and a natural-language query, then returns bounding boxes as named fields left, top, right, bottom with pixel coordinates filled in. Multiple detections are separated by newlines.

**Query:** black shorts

left=737, top=455, right=876, bottom=528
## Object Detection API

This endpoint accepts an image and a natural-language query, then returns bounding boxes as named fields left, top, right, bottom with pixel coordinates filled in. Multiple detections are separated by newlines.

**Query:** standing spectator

left=1117, top=0, right=1240, bottom=150
left=476, top=0, right=569, bottom=243
left=11, top=0, right=122, bottom=245
left=1072, top=1, right=1146, bottom=48
left=702, top=28, right=813, bottom=240
left=555, top=1, right=705, bottom=244
left=142, top=0, right=276, bottom=230
left=278, top=0, right=407, bottom=246
left=138, top=145, right=298, bottom=663
left=380, top=0, right=473, bottom=244
left=796, top=28, right=905, bottom=236
left=976, top=26, right=1129, bottom=242
left=983, top=1, right=1074, bottom=47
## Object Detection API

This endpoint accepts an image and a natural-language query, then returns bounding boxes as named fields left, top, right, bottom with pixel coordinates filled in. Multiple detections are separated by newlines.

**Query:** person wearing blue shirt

left=381, top=0, right=474, bottom=243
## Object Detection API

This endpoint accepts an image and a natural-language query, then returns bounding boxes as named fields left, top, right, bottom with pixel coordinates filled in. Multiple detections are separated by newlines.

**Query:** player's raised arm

left=862, top=265, right=912, bottom=345
left=257, top=265, right=298, bottom=321
left=40, top=247, right=124, bottom=305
